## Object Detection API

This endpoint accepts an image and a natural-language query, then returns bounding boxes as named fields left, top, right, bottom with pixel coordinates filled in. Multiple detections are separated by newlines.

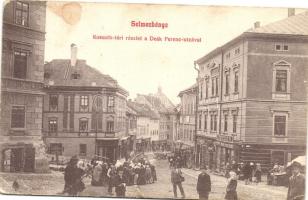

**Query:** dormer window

left=71, top=72, right=80, bottom=79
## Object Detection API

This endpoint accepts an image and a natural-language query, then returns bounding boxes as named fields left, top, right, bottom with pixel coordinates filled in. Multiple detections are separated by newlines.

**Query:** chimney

left=254, top=21, right=260, bottom=29
left=288, top=8, right=295, bottom=17
left=70, top=43, right=77, bottom=66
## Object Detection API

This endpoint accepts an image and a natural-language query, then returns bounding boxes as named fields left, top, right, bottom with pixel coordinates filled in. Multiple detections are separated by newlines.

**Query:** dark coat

left=287, top=173, right=305, bottom=200
left=197, top=172, right=211, bottom=196
left=64, top=165, right=85, bottom=195
left=171, top=168, right=184, bottom=184
left=114, top=175, right=126, bottom=197
left=225, top=179, right=238, bottom=200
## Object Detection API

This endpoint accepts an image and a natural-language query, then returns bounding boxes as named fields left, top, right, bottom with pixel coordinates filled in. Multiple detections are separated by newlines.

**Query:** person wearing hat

left=114, top=168, right=126, bottom=197
left=197, top=167, right=211, bottom=200
left=63, top=155, right=85, bottom=196
left=287, top=162, right=305, bottom=200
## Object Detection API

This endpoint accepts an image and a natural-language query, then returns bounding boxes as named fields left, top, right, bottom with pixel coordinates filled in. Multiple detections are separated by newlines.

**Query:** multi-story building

left=127, top=101, right=159, bottom=152
left=175, top=83, right=197, bottom=168
left=43, top=44, right=129, bottom=163
left=177, top=84, right=197, bottom=148
left=0, top=1, right=49, bottom=173
left=195, top=10, right=308, bottom=170
left=135, top=88, right=176, bottom=151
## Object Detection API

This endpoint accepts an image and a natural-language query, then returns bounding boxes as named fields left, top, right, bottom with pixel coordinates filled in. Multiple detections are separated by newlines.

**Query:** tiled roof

left=196, top=11, right=308, bottom=64
left=44, top=59, right=118, bottom=88
left=127, top=101, right=160, bottom=119
left=142, top=95, right=175, bottom=114
left=178, top=83, right=197, bottom=97
left=246, top=11, right=308, bottom=35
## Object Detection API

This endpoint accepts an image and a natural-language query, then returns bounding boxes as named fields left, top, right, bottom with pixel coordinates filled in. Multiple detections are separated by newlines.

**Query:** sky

left=44, top=2, right=306, bottom=104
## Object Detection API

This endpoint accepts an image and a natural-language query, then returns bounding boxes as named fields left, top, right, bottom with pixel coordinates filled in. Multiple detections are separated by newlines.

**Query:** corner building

left=43, top=46, right=128, bottom=163
left=195, top=11, right=308, bottom=171
left=0, top=1, right=49, bottom=173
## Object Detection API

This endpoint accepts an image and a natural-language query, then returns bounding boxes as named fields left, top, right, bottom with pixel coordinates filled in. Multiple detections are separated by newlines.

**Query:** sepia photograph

left=0, top=0, right=307, bottom=200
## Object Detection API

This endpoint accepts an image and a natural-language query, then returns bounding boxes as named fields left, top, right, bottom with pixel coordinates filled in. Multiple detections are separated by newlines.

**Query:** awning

left=120, top=136, right=130, bottom=141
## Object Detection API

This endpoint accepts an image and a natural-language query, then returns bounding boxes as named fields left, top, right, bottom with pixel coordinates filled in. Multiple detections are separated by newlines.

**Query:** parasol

left=287, top=155, right=306, bottom=167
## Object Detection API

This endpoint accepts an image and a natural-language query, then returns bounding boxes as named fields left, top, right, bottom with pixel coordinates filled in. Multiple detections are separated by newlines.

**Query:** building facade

left=195, top=11, right=308, bottom=171
left=43, top=45, right=129, bottom=163
left=175, top=84, right=197, bottom=168
left=0, top=1, right=49, bottom=173
left=127, top=101, right=159, bottom=152
left=135, top=88, right=176, bottom=151
left=177, top=84, right=197, bottom=148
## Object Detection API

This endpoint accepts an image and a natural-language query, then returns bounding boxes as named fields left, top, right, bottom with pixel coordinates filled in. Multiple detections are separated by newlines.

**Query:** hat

left=70, top=155, right=78, bottom=162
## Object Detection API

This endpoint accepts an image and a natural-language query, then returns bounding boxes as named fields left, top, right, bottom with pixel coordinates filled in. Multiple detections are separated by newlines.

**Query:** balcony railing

left=1, top=77, right=44, bottom=94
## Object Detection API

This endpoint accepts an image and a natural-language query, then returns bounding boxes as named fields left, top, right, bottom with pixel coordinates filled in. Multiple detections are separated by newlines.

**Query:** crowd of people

left=62, top=155, right=157, bottom=197
left=224, top=161, right=262, bottom=185
left=61, top=154, right=304, bottom=200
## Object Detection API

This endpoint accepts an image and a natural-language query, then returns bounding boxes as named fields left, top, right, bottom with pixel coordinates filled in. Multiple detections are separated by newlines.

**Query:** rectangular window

left=49, top=143, right=62, bottom=155
left=226, top=52, right=230, bottom=59
left=15, top=1, right=29, bottom=26
left=11, top=106, right=25, bottom=128
left=224, top=115, right=228, bottom=132
left=274, top=116, right=286, bottom=136
left=49, top=95, right=58, bottom=110
left=276, top=70, right=287, bottom=92
left=48, top=119, right=58, bottom=132
left=233, top=115, right=237, bottom=133
left=199, top=84, right=203, bottom=100
left=205, top=81, right=208, bottom=99
left=13, top=50, right=27, bottom=79
left=198, top=114, right=202, bottom=130
left=107, top=121, right=114, bottom=132
left=210, top=115, right=213, bottom=131
left=80, top=95, right=89, bottom=109
left=211, top=78, right=215, bottom=96
left=225, top=74, right=229, bottom=95
left=215, top=77, right=219, bottom=96
left=283, top=45, right=289, bottom=51
left=107, top=96, right=115, bottom=112
left=79, top=119, right=88, bottom=132
left=214, top=115, right=217, bottom=131
left=275, top=44, right=281, bottom=51
left=234, top=71, right=239, bottom=93
left=79, top=144, right=87, bottom=156
left=204, top=114, right=207, bottom=130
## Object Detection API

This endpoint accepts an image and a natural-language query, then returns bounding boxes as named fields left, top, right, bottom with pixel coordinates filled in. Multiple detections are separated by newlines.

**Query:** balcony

left=1, top=76, right=44, bottom=95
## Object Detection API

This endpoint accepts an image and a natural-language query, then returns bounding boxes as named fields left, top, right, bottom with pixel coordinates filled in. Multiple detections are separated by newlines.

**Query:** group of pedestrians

left=63, top=155, right=157, bottom=197
left=225, top=161, right=262, bottom=185
left=170, top=164, right=237, bottom=200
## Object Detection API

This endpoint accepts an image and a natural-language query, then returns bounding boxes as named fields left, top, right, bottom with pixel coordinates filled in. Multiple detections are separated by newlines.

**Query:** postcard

left=0, top=0, right=307, bottom=200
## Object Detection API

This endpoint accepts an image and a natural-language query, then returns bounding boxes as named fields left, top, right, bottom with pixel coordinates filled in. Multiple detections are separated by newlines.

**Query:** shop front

left=214, top=134, right=240, bottom=171
left=1, top=143, right=35, bottom=173
left=195, top=136, right=216, bottom=170
left=96, top=138, right=119, bottom=164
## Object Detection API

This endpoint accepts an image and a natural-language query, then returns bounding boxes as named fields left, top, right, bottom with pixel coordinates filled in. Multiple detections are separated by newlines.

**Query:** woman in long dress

left=225, top=171, right=238, bottom=200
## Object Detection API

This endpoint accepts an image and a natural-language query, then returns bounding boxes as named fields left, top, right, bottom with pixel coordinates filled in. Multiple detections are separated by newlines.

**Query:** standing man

left=287, top=162, right=305, bottom=200
left=197, top=167, right=211, bottom=200
left=171, top=164, right=186, bottom=199
left=107, top=164, right=116, bottom=195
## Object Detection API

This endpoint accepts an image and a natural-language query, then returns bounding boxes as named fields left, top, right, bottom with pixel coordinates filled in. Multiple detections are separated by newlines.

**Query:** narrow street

left=0, top=156, right=288, bottom=200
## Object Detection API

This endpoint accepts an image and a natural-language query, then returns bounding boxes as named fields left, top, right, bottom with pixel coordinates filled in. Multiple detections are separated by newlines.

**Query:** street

left=0, top=155, right=288, bottom=200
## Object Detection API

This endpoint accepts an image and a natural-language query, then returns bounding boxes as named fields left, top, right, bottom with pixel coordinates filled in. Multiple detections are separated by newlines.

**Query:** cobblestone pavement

left=0, top=158, right=288, bottom=200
